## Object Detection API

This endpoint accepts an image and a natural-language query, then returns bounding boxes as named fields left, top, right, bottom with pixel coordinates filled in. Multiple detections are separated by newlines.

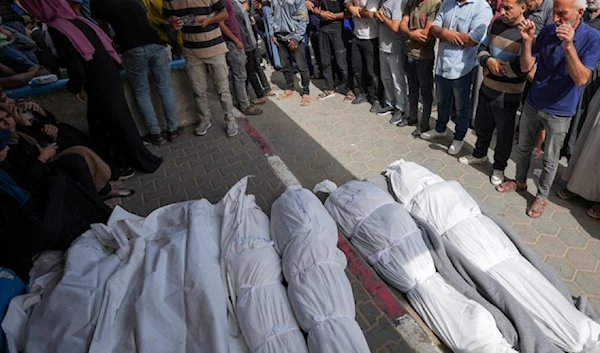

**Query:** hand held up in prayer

left=519, top=19, right=536, bottom=41
left=556, top=23, right=575, bottom=48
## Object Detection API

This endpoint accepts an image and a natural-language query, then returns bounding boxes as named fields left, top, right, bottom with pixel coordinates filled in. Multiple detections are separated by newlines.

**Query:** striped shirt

left=163, top=0, right=228, bottom=59
left=477, top=18, right=527, bottom=109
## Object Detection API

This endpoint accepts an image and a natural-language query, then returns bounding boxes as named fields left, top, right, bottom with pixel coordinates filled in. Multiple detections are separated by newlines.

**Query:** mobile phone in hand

left=180, top=14, right=196, bottom=26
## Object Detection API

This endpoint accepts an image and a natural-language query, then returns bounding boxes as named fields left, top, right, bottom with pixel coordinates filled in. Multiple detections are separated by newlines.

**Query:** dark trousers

left=278, top=39, right=310, bottom=95
left=319, top=29, right=348, bottom=91
left=405, top=56, right=434, bottom=131
left=435, top=69, right=474, bottom=141
left=246, top=48, right=266, bottom=98
left=351, top=36, right=380, bottom=102
left=473, top=92, right=518, bottom=171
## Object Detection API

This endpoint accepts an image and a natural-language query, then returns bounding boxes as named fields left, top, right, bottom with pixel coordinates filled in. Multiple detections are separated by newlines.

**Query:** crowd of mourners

left=0, top=0, right=599, bottom=281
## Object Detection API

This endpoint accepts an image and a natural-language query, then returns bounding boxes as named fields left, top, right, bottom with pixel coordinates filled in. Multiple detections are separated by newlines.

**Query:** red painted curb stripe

left=338, top=233, right=408, bottom=321
left=238, top=115, right=408, bottom=322
left=239, top=118, right=272, bottom=154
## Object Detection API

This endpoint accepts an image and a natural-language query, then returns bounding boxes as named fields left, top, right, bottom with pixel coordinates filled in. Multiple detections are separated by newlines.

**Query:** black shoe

left=168, top=127, right=182, bottom=142
left=376, top=105, right=395, bottom=116
left=144, top=133, right=166, bottom=145
left=370, top=100, right=382, bottom=113
left=389, top=110, right=405, bottom=125
left=119, top=167, right=136, bottom=180
left=407, top=118, right=418, bottom=126
left=352, top=93, right=368, bottom=105
left=411, top=128, right=421, bottom=137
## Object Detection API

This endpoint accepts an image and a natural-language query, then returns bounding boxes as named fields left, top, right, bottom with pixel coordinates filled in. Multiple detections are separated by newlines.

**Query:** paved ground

left=120, top=67, right=600, bottom=350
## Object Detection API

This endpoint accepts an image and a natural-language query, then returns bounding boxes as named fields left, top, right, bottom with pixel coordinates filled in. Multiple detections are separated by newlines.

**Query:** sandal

left=527, top=197, right=548, bottom=218
left=587, top=203, right=600, bottom=219
left=557, top=188, right=578, bottom=200
left=300, top=94, right=311, bottom=106
left=496, top=180, right=527, bottom=193
left=103, top=188, right=135, bottom=200
left=343, top=91, right=355, bottom=103
left=278, top=90, right=296, bottom=100
left=241, top=105, right=263, bottom=116
left=265, top=90, right=276, bottom=97
left=168, top=127, right=182, bottom=142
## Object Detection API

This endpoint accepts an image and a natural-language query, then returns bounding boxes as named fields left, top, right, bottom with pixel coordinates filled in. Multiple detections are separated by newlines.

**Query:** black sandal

left=168, top=128, right=182, bottom=142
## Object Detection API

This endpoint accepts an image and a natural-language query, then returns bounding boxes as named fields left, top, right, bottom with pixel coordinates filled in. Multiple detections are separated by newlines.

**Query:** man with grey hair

left=584, top=0, right=600, bottom=28
left=496, top=0, right=600, bottom=218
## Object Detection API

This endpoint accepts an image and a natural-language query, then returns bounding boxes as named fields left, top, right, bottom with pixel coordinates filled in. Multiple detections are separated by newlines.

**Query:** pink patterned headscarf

left=20, top=0, right=121, bottom=63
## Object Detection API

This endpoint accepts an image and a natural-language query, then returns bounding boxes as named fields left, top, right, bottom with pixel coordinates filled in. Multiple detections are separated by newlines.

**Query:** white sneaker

left=448, top=140, right=464, bottom=155
left=491, top=169, right=504, bottom=186
left=458, top=155, right=489, bottom=165
left=420, top=128, right=446, bottom=140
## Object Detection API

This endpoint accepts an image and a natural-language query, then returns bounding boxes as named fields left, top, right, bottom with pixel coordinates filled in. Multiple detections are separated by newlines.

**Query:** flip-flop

left=253, top=98, right=267, bottom=105
left=527, top=197, right=548, bottom=218
left=496, top=180, right=527, bottom=193
left=557, top=188, right=578, bottom=200
left=587, top=203, right=600, bottom=220
left=343, top=92, right=355, bottom=103
left=103, top=188, right=135, bottom=200
left=265, top=91, right=276, bottom=96
left=301, top=95, right=311, bottom=106
left=278, top=91, right=295, bottom=100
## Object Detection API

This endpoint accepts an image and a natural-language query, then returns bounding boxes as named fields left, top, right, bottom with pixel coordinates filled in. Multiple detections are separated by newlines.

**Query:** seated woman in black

left=0, top=128, right=111, bottom=280
left=0, top=105, right=133, bottom=199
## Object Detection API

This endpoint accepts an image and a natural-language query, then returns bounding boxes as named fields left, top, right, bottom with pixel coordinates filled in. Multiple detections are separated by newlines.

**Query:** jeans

left=2, top=25, right=38, bottom=64
left=515, top=102, right=572, bottom=198
left=0, top=44, right=36, bottom=74
left=435, top=69, right=474, bottom=141
left=380, top=51, right=407, bottom=111
left=185, top=53, right=235, bottom=123
left=405, top=56, right=434, bottom=131
left=319, top=29, right=348, bottom=91
left=473, top=93, right=518, bottom=171
left=225, top=41, right=251, bottom=110
left=122, top=44, right=178, bottom=135
left=277, top=39, right=310, bottom=95
left=351, top=37, right=380, bottom=102
left=262, top=5, right=281, bottom=68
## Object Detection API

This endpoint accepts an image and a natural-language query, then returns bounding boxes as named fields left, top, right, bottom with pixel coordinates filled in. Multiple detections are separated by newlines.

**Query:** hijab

left=20, top=0, right=122, bottom=63
left=0, top=129, right=31, bottom=206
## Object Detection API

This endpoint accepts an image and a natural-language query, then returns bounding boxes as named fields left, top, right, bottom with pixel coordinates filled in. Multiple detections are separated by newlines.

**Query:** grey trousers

left=515, top=102, right=572, bottom=198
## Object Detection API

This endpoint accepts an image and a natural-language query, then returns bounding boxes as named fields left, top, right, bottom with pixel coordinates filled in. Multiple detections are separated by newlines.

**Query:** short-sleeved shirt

left=320, top=0, right=345, bottom=33
left=345, top=0, right=381, bottom=39
left=433, top=0, right=492, bottom=79
left=528, top=22, right=600, bottom=116
left=223, top=0, right=242, bottom=42
left=378, top=0, right=405, bottom=53
left=163, top=0, right=228, bottom=59
left=403, top=0, right=441, bottom=59
left=91, top=0, right=163, bottom=52
left=524, top=0, right=553, bottom=35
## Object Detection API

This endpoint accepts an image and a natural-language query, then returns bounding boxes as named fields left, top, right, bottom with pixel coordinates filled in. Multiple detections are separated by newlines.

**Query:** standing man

left=270, top=0, right=312, bottom=105
left=313, top=0, right=351, bottom=101
left=524, top=0, right=553, bottom=33
left=92, top=0, right=180, bottom=145
left=459, top=0, right=529, bottom=186
left=221, top=0, right=263, bottom=116
left=399, top=0, right=440, bottom=136
left=421, top=0, right=492, bottom=155
left=164, top=0, right=240, bottom=137
left=584, top=0, right=600, bottom=29
left=496, top=0, right=600, bottom=217
left=345, top=0, right=383, bottom=111
left=375, top=0, right=409, bottom=122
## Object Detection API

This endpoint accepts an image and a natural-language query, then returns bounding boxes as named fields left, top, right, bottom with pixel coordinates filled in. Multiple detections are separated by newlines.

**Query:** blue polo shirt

left=528, top=22, right=600, bottom=116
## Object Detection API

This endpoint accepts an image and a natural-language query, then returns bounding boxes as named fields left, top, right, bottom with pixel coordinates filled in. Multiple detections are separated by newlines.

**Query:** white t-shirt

left=345, top=0, right=382, bottom=39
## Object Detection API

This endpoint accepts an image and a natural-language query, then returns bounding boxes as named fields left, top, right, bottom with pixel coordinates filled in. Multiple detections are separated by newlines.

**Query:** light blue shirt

left=433, top=0, right=492, bottom=79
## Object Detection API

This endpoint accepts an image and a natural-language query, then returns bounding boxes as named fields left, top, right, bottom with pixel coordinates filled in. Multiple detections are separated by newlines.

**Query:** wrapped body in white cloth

left=386, top=160, right=600, bottom=353
left=220, top=178, right=308, bottom=353
left=270, top=186, right=370, bottom=353
left=314, top=180, right=518, bottom=353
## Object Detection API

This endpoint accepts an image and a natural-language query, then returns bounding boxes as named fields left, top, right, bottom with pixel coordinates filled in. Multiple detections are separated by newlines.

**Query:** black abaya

left=48, top=19, right=162, bottom=173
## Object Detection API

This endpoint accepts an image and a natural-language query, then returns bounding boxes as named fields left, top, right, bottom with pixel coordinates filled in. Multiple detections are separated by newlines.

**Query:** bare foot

left=278, top=90, right=295, bottom=100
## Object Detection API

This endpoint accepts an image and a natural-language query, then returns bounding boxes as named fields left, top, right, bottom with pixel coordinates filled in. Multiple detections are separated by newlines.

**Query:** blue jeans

left=261, top=5, right=281, bottom=69
left=122, top=44, right=178, bottom=135
left=0, top=44, right=36, bottom=74
left=435, top=69, right=475, bottom=141
left=2, top=24, right=38, bottom=64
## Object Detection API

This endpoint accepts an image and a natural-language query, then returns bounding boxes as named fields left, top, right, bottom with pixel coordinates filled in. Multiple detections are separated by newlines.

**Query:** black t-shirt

left=91, top=0, right=162, bottom=51
left=319, top=0, right=344, bottom=33
left=0, top=0, right=21, bottom=23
